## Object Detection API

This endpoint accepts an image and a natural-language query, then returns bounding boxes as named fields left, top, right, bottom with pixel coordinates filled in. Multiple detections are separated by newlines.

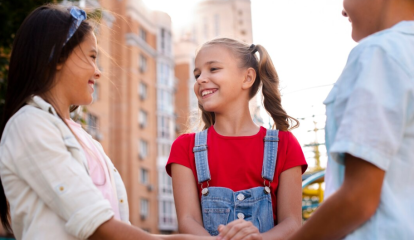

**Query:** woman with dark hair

left=0, top=4, right=212, bottom=240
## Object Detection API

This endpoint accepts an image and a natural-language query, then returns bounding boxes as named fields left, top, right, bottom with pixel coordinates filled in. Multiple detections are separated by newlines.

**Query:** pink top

left=67, top=119, right=121, bottom=220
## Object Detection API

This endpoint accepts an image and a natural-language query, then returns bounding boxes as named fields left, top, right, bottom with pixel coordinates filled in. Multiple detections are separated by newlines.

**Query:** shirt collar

left=27, top=95, right=59, bottom=117
left=390, top=20, right=414, bottom=35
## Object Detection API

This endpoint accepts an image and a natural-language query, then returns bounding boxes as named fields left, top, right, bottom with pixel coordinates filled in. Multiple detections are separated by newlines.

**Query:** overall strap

left=193, top=129, right=211, bottom=184
left=262, top=129, right=279, bottom=182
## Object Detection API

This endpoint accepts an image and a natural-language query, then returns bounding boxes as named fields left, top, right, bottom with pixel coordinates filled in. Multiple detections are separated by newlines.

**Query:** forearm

left=261, top=217, right=301, bottom=240
left=89, top=218, right=161, bottom=240
left=157, top=234, right=214, bottom=240
left=178, top=216, right=211, bottom=236
left=289, top=188, right=373, bottom=240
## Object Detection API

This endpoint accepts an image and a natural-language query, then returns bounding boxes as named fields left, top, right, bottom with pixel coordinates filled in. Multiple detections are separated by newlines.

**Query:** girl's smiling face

left=193, top=45, right=249, bottom=113
left=55, top=31, right=101, bottom=106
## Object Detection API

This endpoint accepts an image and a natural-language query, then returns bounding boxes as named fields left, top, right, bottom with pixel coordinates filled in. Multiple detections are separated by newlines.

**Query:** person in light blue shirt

left=289, top=0, right=414, bottom=240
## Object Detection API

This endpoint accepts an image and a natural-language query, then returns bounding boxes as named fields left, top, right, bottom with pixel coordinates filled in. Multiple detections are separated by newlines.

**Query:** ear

left=56, top=63, right=63, bottom=71
left=241, top=67, right=256, bottom=90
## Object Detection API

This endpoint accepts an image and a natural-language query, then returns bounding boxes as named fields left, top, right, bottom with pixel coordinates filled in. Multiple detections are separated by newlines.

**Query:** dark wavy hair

left=0, top=4, right=93, bottom=233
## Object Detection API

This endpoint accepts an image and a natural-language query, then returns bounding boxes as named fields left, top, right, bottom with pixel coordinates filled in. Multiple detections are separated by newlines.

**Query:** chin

left=201, top=103, right=220, bottom=113
left=351, top=32, right=362, bottom=42
left=351, top=27, right=368, bottom=42
left=75, top=96, right=94, bottom=106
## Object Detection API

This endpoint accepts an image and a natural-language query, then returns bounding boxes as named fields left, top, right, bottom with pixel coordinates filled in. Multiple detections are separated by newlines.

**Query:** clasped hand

left=215, top=219, right=262, bottom=240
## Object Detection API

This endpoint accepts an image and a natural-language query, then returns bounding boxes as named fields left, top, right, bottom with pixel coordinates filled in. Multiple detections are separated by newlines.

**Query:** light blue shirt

left=324, top=21, right=414, bottom=240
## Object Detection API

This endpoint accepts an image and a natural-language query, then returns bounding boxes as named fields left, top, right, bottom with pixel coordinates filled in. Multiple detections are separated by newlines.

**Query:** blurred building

left=75, top=0, right=176, bottom=233
left=153, top=10, right=178, bottom=233
left=174, top=0, right=261, bottom=134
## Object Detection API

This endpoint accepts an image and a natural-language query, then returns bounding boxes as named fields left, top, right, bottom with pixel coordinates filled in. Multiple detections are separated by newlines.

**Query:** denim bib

left=193, top=129, right=279, bottom=236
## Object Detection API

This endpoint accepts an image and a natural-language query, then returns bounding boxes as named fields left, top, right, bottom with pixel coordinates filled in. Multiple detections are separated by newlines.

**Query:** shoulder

left=349, top=24, right=414, bottom=75
left=0, top=106, right=69, bottom=169
left=277, top=130, right=303, bottom=155
left=277, top=130, right=308, bottom=173
left=167, top=133, right=196, bottom=176
left=1, top=105, right=60, bottom=143
left=172, top=132, right=195, bottom=148
left=278, top=130, right=299, bottom=144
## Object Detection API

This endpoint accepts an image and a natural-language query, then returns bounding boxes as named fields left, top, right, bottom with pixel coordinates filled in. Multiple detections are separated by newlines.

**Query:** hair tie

left=64, top=7, right=87, bottom=46
left=249, top=44, right=257, bottom=54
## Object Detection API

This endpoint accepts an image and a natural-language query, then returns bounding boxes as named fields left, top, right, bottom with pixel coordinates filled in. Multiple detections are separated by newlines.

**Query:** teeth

left=202, top=90, right=214, bottom=96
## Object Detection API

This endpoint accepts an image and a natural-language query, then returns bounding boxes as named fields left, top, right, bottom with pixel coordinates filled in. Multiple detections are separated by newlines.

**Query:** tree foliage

left=0, top=0, right=84, bottom=127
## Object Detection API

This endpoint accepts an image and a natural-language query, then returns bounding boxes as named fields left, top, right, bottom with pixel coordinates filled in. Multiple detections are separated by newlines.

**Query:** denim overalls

left=193, top=128, right=279, bottom=236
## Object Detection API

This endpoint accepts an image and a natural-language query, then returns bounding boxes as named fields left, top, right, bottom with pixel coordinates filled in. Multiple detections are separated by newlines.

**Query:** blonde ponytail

left=254, top=45, right=299, bottom=131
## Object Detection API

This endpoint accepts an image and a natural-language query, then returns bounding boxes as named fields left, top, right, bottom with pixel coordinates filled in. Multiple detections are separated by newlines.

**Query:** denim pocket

left=202, top=208, right=230, bottom=236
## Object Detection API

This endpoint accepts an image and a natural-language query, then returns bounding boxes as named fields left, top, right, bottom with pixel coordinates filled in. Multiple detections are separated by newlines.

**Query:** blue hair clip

left=48, top=7, right=86, bottom=62
left=64, top=7, right=87, bottom=46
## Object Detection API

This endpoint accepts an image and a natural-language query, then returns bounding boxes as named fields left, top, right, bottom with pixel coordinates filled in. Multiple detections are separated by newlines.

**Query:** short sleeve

left=282, top=132, right=308, bottom=173
left=330, top=46, right=411, bottom=171
left=166, top=133, right=194, bottom=177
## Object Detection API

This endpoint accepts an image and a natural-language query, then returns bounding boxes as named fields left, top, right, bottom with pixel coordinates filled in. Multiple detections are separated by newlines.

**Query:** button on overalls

left=193, top=129, right=279, bottom=236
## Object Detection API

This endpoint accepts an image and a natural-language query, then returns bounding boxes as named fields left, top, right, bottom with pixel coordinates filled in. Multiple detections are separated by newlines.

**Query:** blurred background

left=0, top=0, right=356, bottom=236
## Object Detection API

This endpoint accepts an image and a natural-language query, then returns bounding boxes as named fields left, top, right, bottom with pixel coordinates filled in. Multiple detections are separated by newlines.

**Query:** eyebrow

left=90, top=49, right=98, bottom=54
left=193, top=61, right=222, bottom=73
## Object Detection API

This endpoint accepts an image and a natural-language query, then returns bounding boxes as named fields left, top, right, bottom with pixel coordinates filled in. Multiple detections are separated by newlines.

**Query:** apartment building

left=80, top=0, right=172, bottom=233
left=153, top=11, right=177, bottom=233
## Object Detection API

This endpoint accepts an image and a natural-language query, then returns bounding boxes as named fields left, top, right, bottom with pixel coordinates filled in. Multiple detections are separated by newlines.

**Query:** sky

left=142, top=0, right=357, bottom=169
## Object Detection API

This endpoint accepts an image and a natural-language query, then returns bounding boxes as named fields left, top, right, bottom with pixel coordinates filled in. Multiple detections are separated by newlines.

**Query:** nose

left=94, top=67, right=101, bottom=79
left=196, top=73, right=208, bottom=84
left=342, top=10, right=348, bottom=17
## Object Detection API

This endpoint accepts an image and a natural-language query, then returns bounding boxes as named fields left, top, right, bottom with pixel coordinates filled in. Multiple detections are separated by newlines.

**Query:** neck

left=213, top=103, right=259, bottom=136
left=41, top=91, right=71, bottom=120
left=379, top=0, right=414, bottom=30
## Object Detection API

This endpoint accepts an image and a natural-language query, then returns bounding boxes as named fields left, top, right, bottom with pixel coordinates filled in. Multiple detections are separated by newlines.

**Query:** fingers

left=216, top=219, right=261, bottom=240
left=217, top=219, right=245, bottom=239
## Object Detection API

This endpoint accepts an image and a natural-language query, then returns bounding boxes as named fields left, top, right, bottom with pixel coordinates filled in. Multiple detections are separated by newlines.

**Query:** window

left=158, top=116, right=172, bottom=139
left=160, top=171, right=172, bottom=194
left=157, top=89, right=173, bottom=113
left=161, top=200, right=175, bottom=225
left=139, top=27, right=147, bottom=42
left=140, top=168, right=149, bottom=184
left=160, top=28, right=171, bottom=55
left=140, top=198, right=149, bottom=219
left=139, top=82, right=148, bottom=100
left=139, top=140, right=148, bottom=159
left=87, top=113, right=98, bottom=138
left=158, top=143, right=171, bottom=158
left=139, top=110, right=148, bottom=128
left=161, top=28, right=166, bottom=53
left=158, top=63, right=170, bottom=86
left=139, top=54, right=147, bottom=72
left=92, top=82, right=99, bottom=102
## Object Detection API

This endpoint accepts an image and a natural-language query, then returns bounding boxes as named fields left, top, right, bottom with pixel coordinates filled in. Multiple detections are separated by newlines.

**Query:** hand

left=216, top=219, right=262, bottom=240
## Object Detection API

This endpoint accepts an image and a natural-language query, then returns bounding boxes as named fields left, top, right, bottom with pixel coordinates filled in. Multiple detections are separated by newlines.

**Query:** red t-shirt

left=166, top=126, right=307, bottom=223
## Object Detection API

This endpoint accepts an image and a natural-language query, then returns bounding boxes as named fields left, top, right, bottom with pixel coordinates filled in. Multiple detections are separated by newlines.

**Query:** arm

left=262, top=166, right=302, bottom=240
left=216, top=166, right=303, bottom=240
left=171, top=163, right=210, bottom=236
left=89, top=218, right=215, bottom=240
left=289, top=154, right=385, bottom=240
